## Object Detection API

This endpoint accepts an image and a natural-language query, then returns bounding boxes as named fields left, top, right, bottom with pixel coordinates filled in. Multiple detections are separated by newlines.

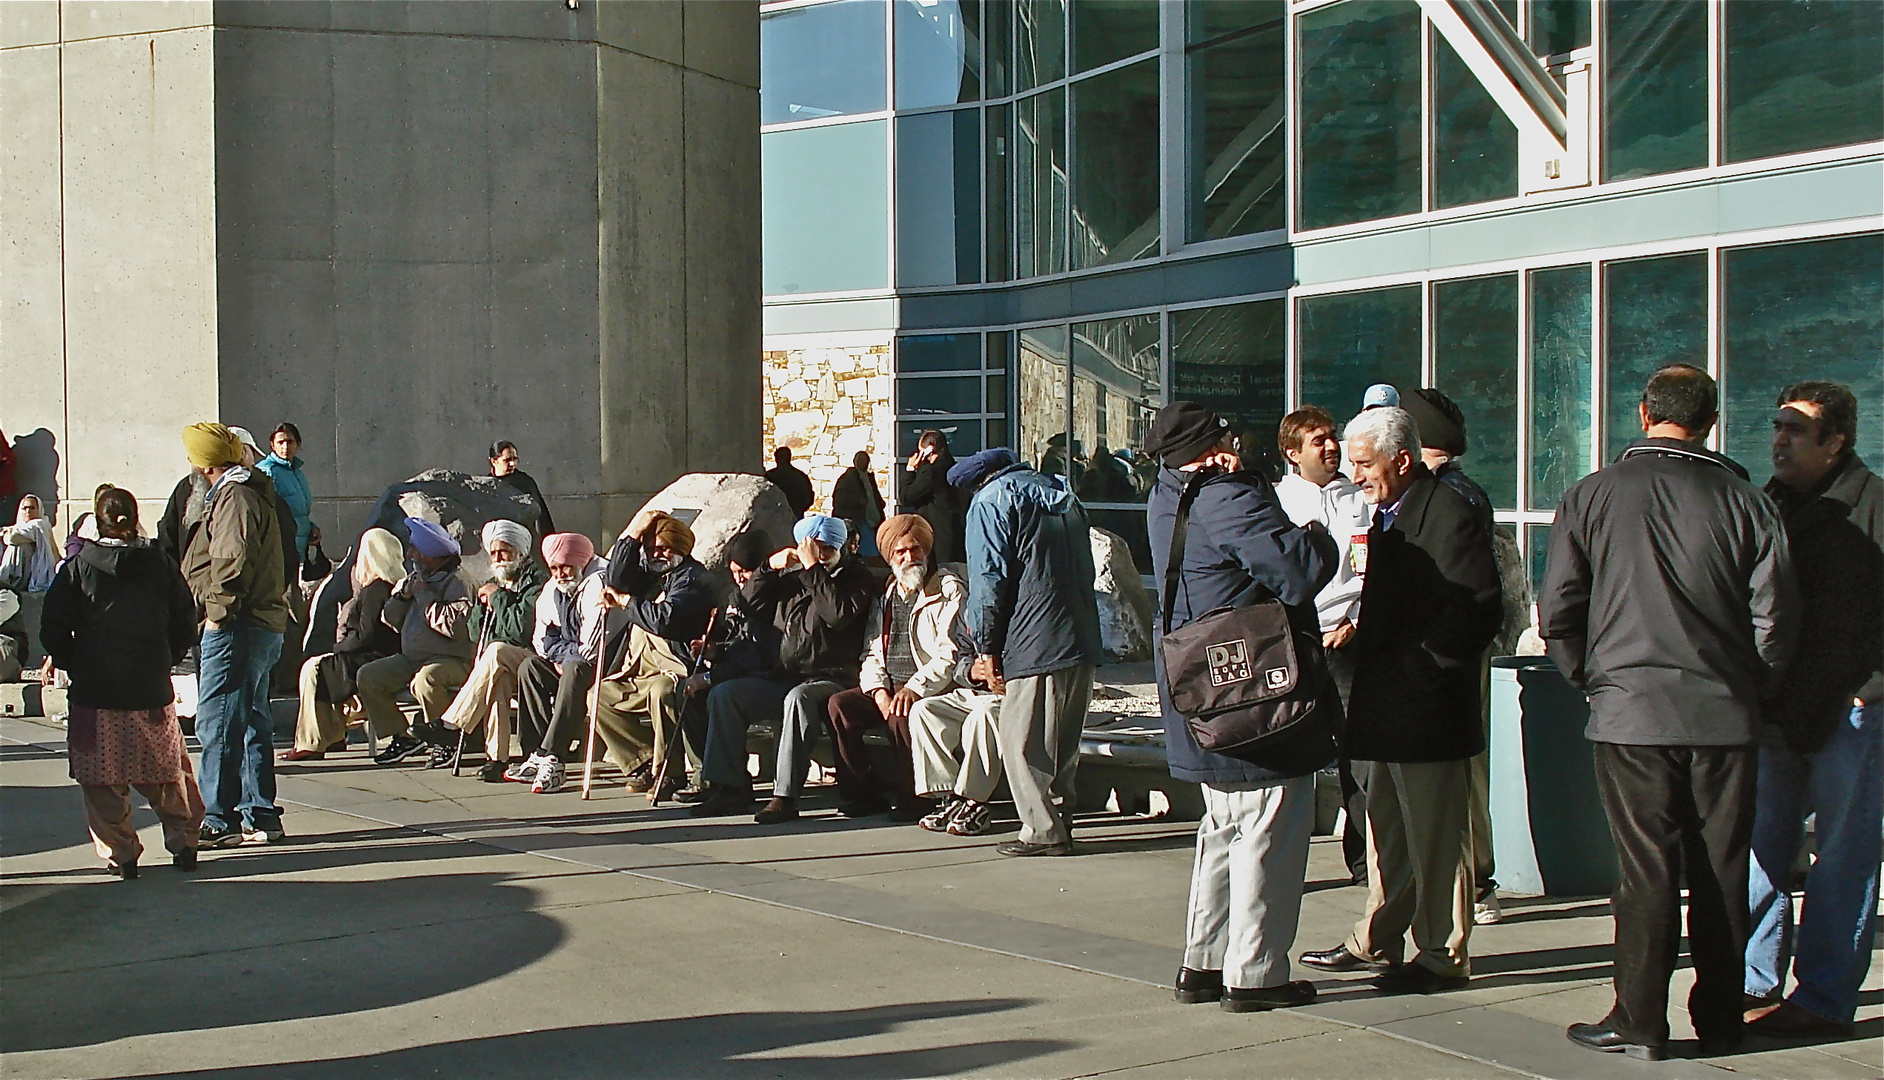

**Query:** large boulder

left=636, top=473, right=798, bottom=571
left=1091, top=527, right=1155, bottom=663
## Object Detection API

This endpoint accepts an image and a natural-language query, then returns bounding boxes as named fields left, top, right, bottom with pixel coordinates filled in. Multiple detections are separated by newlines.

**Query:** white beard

left=893, top=564, right=926, bottom=592
left=552, top=578, right=579, bottom=597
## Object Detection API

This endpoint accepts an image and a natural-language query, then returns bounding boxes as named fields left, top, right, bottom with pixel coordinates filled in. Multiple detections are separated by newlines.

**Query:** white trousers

left=440, top=642, right=534, bottom=762
left=910, top=688, right=1004, bottom=802
left=1182, top=775, right=1315, bottom=990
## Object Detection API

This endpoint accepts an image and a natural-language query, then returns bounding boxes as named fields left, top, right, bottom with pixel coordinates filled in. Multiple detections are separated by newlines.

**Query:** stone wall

left=761, top=339, right=895, bottom=516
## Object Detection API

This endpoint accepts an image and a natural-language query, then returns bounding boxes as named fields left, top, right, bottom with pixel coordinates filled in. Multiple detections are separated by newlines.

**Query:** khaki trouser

left=356, top=654, right=472, bottom=737
left=590, top=626, right=689, bottom=773
left=910, top=688, right=1004, bottom=802
left=1347, top=758, right=1475, bottom=978
left=441, top=642, right=534, bottom=761
left=82, top=756, right=205, bottom=867
left=294, top=654, right=350, bottom=752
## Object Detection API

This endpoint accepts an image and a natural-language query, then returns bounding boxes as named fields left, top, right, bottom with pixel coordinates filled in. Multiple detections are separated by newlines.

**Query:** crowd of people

left=13, top=366, right=1876, bottom=1055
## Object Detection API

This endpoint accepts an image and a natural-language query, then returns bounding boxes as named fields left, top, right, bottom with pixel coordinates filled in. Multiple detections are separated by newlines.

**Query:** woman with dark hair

left=901, top=430, right=966, bottom=563
left=256, top=422, right=316, bottom=565
left=489, top=440, right=555, bottom=534
left=40, top=487, right=204, bottom=878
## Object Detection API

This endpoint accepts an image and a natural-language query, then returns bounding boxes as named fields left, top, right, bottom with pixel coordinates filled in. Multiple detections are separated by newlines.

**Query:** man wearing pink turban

left=504, top=532, right=608, bottom=793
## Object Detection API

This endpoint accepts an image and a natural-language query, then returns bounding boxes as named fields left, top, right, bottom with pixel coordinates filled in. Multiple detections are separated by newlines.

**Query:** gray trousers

left=997, top=664, right=1094, bottom=845
left=1184, top=776, right=1315, bottom=989
left=773, top=680, right=843, bottom=798
left=700, top=675, right=791, bottom=790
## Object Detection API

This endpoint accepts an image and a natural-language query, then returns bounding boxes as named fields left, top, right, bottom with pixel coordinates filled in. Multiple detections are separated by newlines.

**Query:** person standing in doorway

left=903, top=430, right=966, bottom=563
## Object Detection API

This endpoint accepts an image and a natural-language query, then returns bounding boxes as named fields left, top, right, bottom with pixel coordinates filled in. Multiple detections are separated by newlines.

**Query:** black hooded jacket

left=743, top=555, right=876, bottom=682
left=41, top=540, right=197, bottom=710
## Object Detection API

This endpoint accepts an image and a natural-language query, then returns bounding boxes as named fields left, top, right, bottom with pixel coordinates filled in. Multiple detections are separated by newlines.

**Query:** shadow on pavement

left=106, top=1000, right=1066, bottom=1079
left=0, top=783, right=89, bottom=859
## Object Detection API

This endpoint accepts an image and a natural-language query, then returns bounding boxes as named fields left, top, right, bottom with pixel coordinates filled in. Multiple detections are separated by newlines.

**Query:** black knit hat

left=1403, top=387, right=1467, bottom=457
left=723, top=530, right=772, bottom=572
left=1145, top=402, right=1233, bottom=467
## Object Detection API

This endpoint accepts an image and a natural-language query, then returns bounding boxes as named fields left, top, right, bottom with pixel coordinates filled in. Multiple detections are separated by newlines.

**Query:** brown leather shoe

left=1749, top=1001, right=1853, bottom=1038
left=279, top=748, right=325, bottom=762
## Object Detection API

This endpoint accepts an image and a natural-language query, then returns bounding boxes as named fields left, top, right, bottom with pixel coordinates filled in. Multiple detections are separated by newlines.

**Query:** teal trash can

left=1488, top=657, right=1619, bottom=897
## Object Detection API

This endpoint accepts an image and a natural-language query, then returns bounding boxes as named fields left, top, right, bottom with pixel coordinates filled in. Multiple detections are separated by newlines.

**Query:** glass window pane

left=1527, top=0, right=1589, bottom=57
left=1188, top=6, right=1286, bottom=240
left=1603, top=0, right=1708, bottom=182
left=1433, top=274, right=1519, bottom=508
left=1015, top=88, right=1067, bottom=277
left=762, top=120, right=889, bottom=295
left=899, top=333, right=981, bottom=372
left=896, top=110, right=982, bottom=287
left=986, top=103, right=1012, bottom=281
left=986, top=417, right=1009, bottom=446
left=985, top=0, right=1013, bottom=97
left=1297, top=285, right=1422, bottom=424
left=1603, top=253, right=1707, bottom=462
left=896, top=0, right=981, bottom=108
left=1723, top=233, right=1884, bottom=482
left=987, top=329, right=1012, bottom=369
left=1298, top=0, right=1422, bottom=230
left=1072, top=0, right=1159, bottom=74
left=985, top=373, right=1008, bottom=410
left=1071, top=314, right=1161, bottom=504
left=1018, top=324, right=1069, bottom=476
left=1725, top=1, right=1884, bottom=164
left=1433, top=32, right=1517, bottom=209
left=1172, top=299, right=1287, bottom=479
left=1528, top=266, right=1593, bottom=510
left=899, top=419, right=982, bottom=457
left=1525, top=523, right=1552, bottom=600
left=1016, top=0, right=1065, bottom=91
left=1188, top=0, right=1280, bottom=46
left=762, top=0, right=887, bottom=126
left=898, top=375, right=984, bottom=415
left=1071, top=58, right=1160, bottom=269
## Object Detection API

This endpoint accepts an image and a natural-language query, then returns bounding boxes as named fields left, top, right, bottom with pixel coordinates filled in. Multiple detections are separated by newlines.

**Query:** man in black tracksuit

left=1541, top=365, right=1798, bottom=1061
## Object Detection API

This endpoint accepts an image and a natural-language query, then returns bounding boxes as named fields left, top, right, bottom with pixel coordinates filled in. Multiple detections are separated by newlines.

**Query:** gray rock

left=635, top=473, right=798, bottom=572
left=1091, top=527, right=1155, bottom=663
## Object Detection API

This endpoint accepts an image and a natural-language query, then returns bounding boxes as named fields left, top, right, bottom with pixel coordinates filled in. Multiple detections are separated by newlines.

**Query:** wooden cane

left=452, top=603, right=495, bottom=777
left=648, top=606, right=718, bottom=806
left=580, top=597, right=611, bottom=801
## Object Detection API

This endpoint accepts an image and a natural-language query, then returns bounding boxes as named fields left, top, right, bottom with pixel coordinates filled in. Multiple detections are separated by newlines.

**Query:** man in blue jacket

left=1146, top=403, right=1340, bottom=1013
left=949, top=447, right=1102, bottom=857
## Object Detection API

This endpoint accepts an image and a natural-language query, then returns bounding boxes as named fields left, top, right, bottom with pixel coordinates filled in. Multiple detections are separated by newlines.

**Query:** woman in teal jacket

left=257, top=422, right=315, bottom=563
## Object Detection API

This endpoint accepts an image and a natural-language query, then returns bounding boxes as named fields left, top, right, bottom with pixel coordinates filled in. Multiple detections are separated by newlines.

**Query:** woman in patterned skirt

left=40, top=486, right=204, bottom=878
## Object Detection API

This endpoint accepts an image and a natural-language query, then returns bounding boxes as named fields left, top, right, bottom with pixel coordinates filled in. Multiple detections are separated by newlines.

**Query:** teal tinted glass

left=986, top=103, right=1012, bottom=281
left=761, top=0, right=887, bottom=126
left=1725, top=1, right=1884, bottom=163
left=896, top=0, right=981, bottom=108
left=1433, top=274, right=1519, bottom=508
left=1528, top=266, right=1593, bottom=510
left=1071, top=314, right=1162, bottom=503
left=1298, top=1, right=1422, bottom=229
left=986, top=0, right=1013, bottom=96
left=899, top=376, right=984, bottom=415
left=1297, top=285, right=1422, bottom=422
left=762, top=121, right=889, bottom=295
left=1604, top=0, right=1708, bottom=182
left=1603, top=253, right=1707, bottom=462
left=1188, top=0, right=1282, bottom=45
left=1016, top=0, right=1065, bottom=90
left=1188, top=5, right=1286, bottom=240
left=1433, top=33, right=1517, bottom=209
left=896, top=110, right=982, bottom=287
left=1722, top=233, right=1884, bottom=482
left=1072, top=0, right=1159, bottom=73
left=1015, top=88, right=1067, bottom=277
left=899, top=333, right=981, bottom=372
left=1527, top=0, right=1589, bottom=57
left=1525, top=523, right=1552, bottom=599
left=1019, top=324, right=1070, bottom=475
left=1172, top=300, right=1287, bottom=479
left=1071, top=58, right=1160, bottom=269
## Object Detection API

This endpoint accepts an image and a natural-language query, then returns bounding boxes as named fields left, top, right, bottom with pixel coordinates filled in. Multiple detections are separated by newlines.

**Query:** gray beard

left=893, top=564, right=926, bottom=592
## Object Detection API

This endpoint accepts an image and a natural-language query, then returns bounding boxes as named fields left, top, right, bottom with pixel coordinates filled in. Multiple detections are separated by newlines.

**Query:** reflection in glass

left=762, top=121, right=889, bottom=295
left=1525, top=523, right=1552, bottom=600
left=1433, top=274, right=1518, bottom=508
left=1604, top=0, right=1708, bottom=182
left=1089, top=507, right=1153, bottom=578
left=985, top=374, right=1008, bottom=411
left=1018, top=324, right=1069, bottom=476
left=1433, top=33, right=1517, bottom=209
left=1603, top=253, right=1706, bottom=462
left=899, top=333, right=981, bottom=372
left=899, top=376, right=984, bottom=415
left=1723, top=233, right=1884, bottom=482
left=1072, top=314, right=1161, bottom=503
left=1015, top=89, right=1067, bottom=278
left=761, top=0, right=887, bottom=127
left=985, top=0, right=1013, bottom=97
left=896, top=0, right=980, bottom=109
left=986, top=418, right=1009, bottom=448
left=1297, top=286, right=1421, bottom=425
left=987, top=330, right=1012, bottom=370
left=1072, top=0, right=1159, bottom=74
left=1016, top=0, right=1065, bottom=91
left=1188, top=4, right=1286, bottom=240
left=1528, top=266, right=1593, bottom=511
left=1172, top=300, right=1286, bottom=480
left=899, top=420, right=983, bottom=457
left=1527, top=0, right=1588, bottom=57
left=1298, top=1, right=1422, bottom=230
left=896, top=110, right=982, bottom=287
left=1725, top=1, right=1884, bottom=163
left=986, top=103, right=1011, bottom=281
left=1188, top=0, right=1279, bottom=45
left=1071, top=59, right=1160, bottom=269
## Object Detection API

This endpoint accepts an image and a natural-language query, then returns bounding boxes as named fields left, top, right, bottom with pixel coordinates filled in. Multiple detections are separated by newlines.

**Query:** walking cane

left=451, top=600, right=495, bottom=777
left=580, top=608, right=612, bottom=801
left=647, top=606, right=718, bottom=807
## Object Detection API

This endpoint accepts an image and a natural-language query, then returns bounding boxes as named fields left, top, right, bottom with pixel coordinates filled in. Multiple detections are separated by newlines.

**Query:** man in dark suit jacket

left=1300, top=406, right=1503, bottom=995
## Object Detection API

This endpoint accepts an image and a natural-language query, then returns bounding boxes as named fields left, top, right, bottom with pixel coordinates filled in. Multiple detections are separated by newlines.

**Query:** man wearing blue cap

left=359, top=517, right=476, bottom=765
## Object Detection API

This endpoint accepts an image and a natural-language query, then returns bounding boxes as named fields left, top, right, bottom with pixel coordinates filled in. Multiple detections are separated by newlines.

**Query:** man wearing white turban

left=436, top=519, right=548, bottom=777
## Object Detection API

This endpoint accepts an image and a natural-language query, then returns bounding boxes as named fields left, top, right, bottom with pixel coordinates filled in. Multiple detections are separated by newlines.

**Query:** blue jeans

left=197, top=622, right=284, bottom=832
left=1745, top=703, right=1882, bottom=1024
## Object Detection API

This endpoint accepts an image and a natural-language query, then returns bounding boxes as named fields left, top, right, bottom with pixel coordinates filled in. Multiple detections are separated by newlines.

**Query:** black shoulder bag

left=1160, top=471, right=1331, bottom=762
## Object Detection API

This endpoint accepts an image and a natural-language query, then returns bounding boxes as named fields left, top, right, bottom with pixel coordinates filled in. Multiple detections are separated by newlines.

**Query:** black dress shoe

left=1174, top=967, right=1223, bottom=1004
left=172, top=849, right=198, bottom=871
left=690, top=786, right=755, bottom=818
left=838, top=793, right=893, bottom=818
left=1373, top=965, right=1468, bottom=995
left=1222, top=981, right=1316, bottom=1013
left=1566, top=1021, right=1666, bottom=1061
left=996, top=839, right=1075, bottom=857
left=1298, top=945, right=1388, bottom=973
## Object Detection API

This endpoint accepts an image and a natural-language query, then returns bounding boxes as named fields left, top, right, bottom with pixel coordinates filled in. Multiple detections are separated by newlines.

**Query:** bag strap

left=1161, top=470, right=1212, bottom=636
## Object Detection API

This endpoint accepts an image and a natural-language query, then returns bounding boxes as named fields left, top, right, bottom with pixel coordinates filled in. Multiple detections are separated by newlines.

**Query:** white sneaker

left=242, top=825, right=286, bottom=845
left=505, top=753, right=550, bottom=784
left=1473, top=890, right=1502, bottom=925
left=531, top=758, right=566, bottom=794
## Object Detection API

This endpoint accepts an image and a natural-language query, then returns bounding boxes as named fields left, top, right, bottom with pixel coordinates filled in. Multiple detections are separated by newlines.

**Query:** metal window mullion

left=1707, top=0, right=1723, bottom=169
left=1159, top=0, right=1183, bottom=256
left=1285, top=4, right=1300, bottom=239
left=1421, top=279, right=1435, bottom=386
left=1588, top=258, right=1604, bottom=474
left=1707, top=241, right=1724, bottom=452
left=1285, top=290, right=1300, bottom=412
left=1515, top=267, right=1531, bottom=515
left=1421, top=10, right=1434, bottom=213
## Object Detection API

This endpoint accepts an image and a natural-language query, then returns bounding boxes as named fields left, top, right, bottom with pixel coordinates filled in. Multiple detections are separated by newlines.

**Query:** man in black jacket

left=764, top=446, right=815, bottom=518
left=1743, top=380, right=1882, bottom=1038
left=1542, top=365, right=1798, bottom=1061
left=1299, top=406, right=1502, bottom=995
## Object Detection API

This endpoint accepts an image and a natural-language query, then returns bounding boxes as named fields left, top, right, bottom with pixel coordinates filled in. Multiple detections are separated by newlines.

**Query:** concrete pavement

left=2, top=714, right=1877, bottom=1080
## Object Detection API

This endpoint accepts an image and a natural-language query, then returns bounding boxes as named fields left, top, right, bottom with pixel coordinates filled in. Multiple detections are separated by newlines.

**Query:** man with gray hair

left=1300, top=406, right=1503, bottom=995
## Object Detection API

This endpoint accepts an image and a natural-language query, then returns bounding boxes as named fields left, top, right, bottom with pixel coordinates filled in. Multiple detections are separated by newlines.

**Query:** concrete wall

left=1, top=0, right=760, bottom=547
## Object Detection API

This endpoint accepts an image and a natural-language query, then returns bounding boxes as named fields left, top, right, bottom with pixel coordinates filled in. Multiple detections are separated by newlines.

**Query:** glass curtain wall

left=1187, top=1, right=1287, bottom=240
